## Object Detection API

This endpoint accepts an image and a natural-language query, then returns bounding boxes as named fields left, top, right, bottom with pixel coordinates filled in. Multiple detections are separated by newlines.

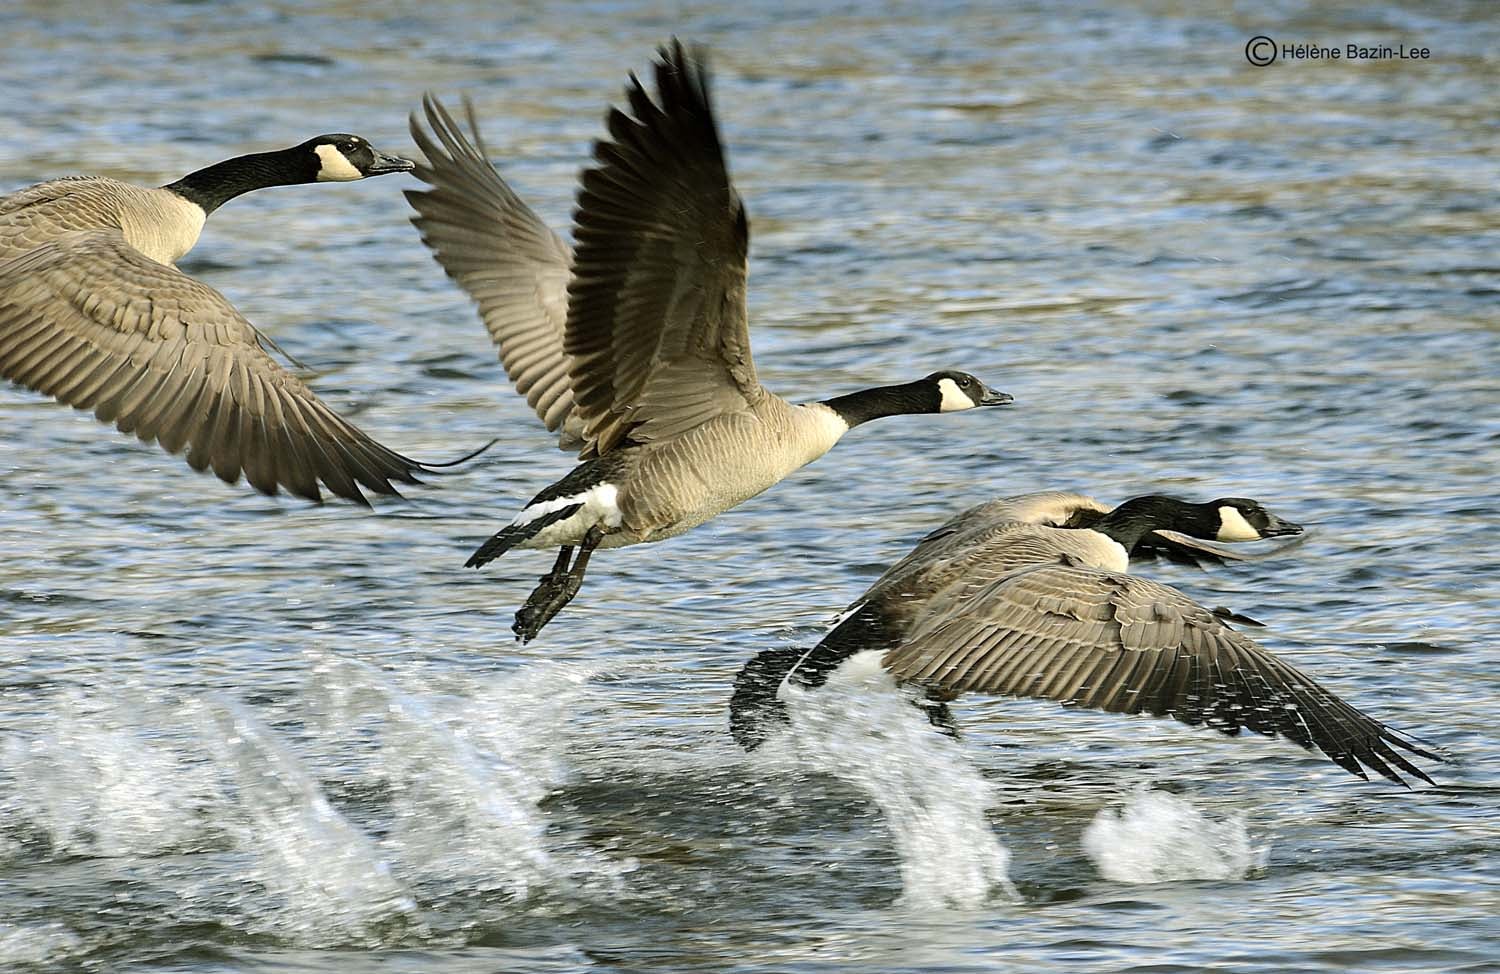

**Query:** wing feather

left=885, top=563, right=1436, bottom=786
left=406, top=93, right=582, bottom=449
left=0, top=229, right=422, bottom=503
left=563, top=40, right=761, bottom=457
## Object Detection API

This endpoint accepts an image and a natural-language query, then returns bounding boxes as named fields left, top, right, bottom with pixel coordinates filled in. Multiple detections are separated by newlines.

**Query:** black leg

left=568, top=526, right=604, bottom=578
left=512, top=528, right=605, bottom=644
left=544, top=546, right=574, bottom=581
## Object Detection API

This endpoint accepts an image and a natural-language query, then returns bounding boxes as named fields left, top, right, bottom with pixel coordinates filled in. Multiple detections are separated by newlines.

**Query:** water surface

left=1, top=2, right=1497, bottom=972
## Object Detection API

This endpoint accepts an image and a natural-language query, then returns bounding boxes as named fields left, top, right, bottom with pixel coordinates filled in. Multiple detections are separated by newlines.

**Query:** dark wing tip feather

left=0, top=231, right=424, bottom=507
left=563, top=39, right=756, bottom=457
left=887, top=563, right=1443, bottom=788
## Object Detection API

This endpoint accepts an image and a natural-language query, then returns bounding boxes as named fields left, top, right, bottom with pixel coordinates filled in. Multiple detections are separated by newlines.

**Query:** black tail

left=465, top=503, right=582, bottom=568
left=729, top=646, right=805, bottom=751
left=729, top=605, right=951, bottom=752
left=728, top=639, right=958, bottom=751
left=730, top=615, right=878, bottom=751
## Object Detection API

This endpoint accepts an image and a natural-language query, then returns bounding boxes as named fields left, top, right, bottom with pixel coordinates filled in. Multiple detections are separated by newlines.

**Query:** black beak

left=978, top=385, right=1013, bottom=407
left=365, top=151, right=416, bottom=176
left=1261, top=513, right=1304, bottom=537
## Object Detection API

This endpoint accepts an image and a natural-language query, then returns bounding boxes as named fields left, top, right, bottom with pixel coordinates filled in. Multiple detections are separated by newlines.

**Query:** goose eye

left=958, top=377, right=971, bottom=388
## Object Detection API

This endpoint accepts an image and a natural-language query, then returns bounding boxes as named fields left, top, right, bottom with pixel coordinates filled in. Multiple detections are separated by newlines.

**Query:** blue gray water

left=1, top=2, right=1497, bottom=972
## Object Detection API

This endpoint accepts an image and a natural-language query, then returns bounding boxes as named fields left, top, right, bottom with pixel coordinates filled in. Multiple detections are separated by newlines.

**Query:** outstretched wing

left=565, top=40, right=761, bottom=458
left=406, top=94, right=583, bottom=450
left=885, top=563, right=1437, bottom=786
left=0, top=229, right=423, bottom=504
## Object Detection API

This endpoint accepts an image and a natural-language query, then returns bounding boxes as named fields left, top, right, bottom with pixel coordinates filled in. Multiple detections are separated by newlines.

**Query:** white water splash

left=202, top=699, right=425, bottom=945
left=1, top=661, right=624, bottom=948
left=0, top=688, right=218, bottom=859
left=304, top=656, right=620, bottom=902
left=766, top=660, right=1017, bottom=910
left=0, top=922, right=85, bottom=968
left=1082, top=790, right=1269, bottom=883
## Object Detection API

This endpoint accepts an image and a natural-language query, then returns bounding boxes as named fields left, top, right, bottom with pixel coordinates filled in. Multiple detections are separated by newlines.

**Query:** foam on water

left=1, top=687, right=219, bottom=859
left=303, top=655, right=624, bottom=904
left=0, top=922, right=85, bottom=968
left=0, top=662, right=627, bottom=951
left=1082, top=790, right=1269, bottom=884
left=764, top=659, right=1017, bottom=910
left=201, top=698, right=426, bottom=945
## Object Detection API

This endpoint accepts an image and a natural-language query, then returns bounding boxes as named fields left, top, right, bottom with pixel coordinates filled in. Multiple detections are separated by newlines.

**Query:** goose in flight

left=731, top=492, right=1440, bottom=787
left=407, top=42, right=1010, bottom=642
left=873, top=489, right=1310, bottom=577
left=0, top=134, right=427, bottom=504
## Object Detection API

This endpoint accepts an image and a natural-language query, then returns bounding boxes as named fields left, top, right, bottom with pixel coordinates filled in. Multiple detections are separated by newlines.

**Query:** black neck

left=161, top=147, right=318, bottom=214
left=1090, top=495, right=1216, bottom=552
left=820, top=380, right=938, bottom=429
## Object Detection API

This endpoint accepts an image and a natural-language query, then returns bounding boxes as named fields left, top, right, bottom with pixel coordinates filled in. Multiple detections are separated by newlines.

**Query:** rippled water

left=2, top=2, right=1497, bottom=972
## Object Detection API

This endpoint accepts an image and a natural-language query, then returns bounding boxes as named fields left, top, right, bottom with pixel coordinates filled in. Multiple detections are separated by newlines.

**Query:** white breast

left=1067, top=529, right=1131, bottom=573
left=120, top=190, right=208, bottom=264
left=795, top=402, right=852, bottom=462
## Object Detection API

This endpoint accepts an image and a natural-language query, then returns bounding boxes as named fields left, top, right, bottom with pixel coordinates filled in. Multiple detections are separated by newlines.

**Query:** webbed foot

left=509, top=527, right=604, bottom=644
left=512, top=571, right=584, bottom=644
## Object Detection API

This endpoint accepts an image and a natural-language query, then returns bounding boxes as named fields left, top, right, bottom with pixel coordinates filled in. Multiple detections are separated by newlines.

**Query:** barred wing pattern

left=564, top=40, right=761, bottom=458
left=406, top=95, right=583, bottom=449
left=0, top=229, right=423, bottom=504
left=885, top=563, right=1437, bottom=785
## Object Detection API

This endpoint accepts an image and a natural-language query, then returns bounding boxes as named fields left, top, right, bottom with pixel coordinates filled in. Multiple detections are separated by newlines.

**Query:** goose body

left=470, top=381, right=994, bottom=565
left=731, top=492, right=1440, bottom=787
left=865, top=491, right=1306, bottom=607
left=493, top=397, right=852, bottom=554
left=408, top=43, right=1010, bottom=640
left=0, top=134, right=426, bottom=504
left=0, top=177, right=208, bottom=265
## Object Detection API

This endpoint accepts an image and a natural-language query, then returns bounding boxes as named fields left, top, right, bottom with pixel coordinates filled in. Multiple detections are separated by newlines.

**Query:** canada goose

left=879, top=490, right=1310, bottom=577
left=0, top=134, right=427, bottom=504
left=731, top=493, right=1441, bottom=787
left=734, top=491, right=1303, bottom=740
left=407, top=42, right=1011, bottom=642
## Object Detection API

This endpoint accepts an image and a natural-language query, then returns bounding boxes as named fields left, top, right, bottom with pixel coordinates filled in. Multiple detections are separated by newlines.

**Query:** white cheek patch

left=314, top=144, right=364, bottom=181
left=937, top=377, right=975, bottom=412
left=512, top=483, right=622, bottom=529
left=1216, top=506, right=1262, bottom=542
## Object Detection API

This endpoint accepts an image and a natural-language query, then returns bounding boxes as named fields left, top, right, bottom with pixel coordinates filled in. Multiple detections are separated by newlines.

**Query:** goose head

left=301, top=134, right=416, bottom=181
left=818, top=371, right=1010, bottom=428
left=926, top=370, right=1013, bottom=412
left=163, top=134, right=416, bottom=215
left=1091, top=495, right=1303, bottom=551
left=1208, top=497, right=1304, bottom=542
